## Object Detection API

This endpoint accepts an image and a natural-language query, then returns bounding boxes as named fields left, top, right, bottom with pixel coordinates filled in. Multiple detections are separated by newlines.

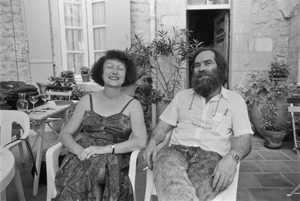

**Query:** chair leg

left=18, top=142, right=25, bottom=164
left=287, top=183, right=300, bottom=196
left=15, top=130, right=25, bottom=163
left=13, top=166, right=26, bottom=201
left=46, top=123, right=59, bottom=136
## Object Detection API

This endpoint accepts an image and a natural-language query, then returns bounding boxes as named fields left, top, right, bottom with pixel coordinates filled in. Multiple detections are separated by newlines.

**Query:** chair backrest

left=36, top=82, right=48, bottom=94
left=46, top=86, right=73, bottom=100
left=0, top=110, right=30, bottom=149
left=288, top=103, right=300, bottom=154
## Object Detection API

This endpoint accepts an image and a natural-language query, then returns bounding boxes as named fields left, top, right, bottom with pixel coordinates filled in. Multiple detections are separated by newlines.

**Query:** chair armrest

left=157, top=129, right=173, bottom=150
left=129, top=149, right=140, bottom=201
left=212, top=162, right=240, bottom=201
left=46, top=142, right=64, bottom=200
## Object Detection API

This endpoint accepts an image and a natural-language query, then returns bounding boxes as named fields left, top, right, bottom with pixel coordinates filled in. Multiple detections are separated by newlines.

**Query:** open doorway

left=187, top=9, right=230, bottom=88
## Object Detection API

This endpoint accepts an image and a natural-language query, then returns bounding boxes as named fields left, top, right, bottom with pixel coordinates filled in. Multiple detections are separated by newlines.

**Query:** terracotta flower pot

left=262, top=128, right=286, bottom=149
left=81, top=74, right=90, bottom=82
left=251, top=96, right=290, bottom=139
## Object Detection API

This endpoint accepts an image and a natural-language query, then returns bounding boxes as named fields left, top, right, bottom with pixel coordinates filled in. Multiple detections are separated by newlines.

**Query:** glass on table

left=40, top=93, right=50, bottom=110
left=29, top=95, right=39, bottom=112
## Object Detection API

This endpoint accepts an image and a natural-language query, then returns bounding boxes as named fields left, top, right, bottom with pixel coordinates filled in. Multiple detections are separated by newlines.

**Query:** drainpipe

left=298, top=52, right=300, bottom=87
left=20, top=0, right=32, bottom=83
left=48, top=0, right=56, bottom=77
left=150, top=0, right=157, bottom=128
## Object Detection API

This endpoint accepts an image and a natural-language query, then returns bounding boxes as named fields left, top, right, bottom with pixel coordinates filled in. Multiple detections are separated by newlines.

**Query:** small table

left=0, top=146, right=25, bottom=201
left=29, top=100, right=76, bottom=196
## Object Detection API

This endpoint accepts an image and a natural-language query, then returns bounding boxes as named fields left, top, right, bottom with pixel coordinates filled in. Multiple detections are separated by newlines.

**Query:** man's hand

left=143, top=140, right=158, bottom=169
left=212, top=155, right=237, bottom=192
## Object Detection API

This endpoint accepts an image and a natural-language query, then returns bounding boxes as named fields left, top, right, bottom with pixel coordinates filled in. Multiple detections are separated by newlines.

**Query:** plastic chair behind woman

left=46, top=141, right=140, bottom=201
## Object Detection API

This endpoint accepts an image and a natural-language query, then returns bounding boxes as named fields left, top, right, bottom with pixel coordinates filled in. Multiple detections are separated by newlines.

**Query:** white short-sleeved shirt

left=160, top=87, right=253, bottom=157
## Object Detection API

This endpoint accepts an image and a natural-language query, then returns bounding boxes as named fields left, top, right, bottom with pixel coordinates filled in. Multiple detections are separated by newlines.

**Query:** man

left=143, top=47, right=253, bottom=201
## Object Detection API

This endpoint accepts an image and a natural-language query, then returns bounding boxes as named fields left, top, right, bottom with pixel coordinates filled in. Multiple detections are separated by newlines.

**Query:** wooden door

left=214, top=11, right=230, bottom=62
left=214, top=11, right=230, bottom=87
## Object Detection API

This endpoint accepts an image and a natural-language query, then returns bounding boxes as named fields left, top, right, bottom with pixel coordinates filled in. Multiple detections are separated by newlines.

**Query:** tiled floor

left=5, top=132, right=300, bottom=201
left=237, top=133, right=300, bottom=201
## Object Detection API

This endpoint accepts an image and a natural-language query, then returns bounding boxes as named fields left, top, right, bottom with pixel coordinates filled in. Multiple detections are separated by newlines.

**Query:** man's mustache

left=196, top=71, right=213, bottom=78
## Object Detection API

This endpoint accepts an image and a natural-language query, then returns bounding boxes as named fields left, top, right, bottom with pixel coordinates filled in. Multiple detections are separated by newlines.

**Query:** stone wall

left=130, top=0, right=151, bottom=42
left=232, top=0, right=299, bottom=88
left=288, top=1, right=300, bottom=83
left=1, top=0, right=299, bottom=90
left=0, top=0, right=28, bottom=82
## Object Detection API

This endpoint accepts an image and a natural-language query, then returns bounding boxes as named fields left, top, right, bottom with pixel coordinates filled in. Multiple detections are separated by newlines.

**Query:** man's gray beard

left=192, top=74, right=222, bottom=97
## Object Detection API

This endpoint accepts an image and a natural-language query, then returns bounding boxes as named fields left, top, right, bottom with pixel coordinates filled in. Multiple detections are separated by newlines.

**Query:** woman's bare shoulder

left=123, top=95, right=141, bottom=110
left=75, top=94, right=92, bottom=109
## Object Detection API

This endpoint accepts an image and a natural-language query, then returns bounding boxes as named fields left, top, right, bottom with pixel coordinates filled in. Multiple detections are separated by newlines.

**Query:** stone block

left=255, top=37, right=273, bottom=52
left=231, top=53, right=250, bottom=70
left=231, top=52, right=272, bottom=71
left=232, top=14, right=250, bottom=34
left=231, top=34, right=249, bottom=52
left=232, top=0, right=251, bottom=15
left=276, top=0, right=299, bottom=19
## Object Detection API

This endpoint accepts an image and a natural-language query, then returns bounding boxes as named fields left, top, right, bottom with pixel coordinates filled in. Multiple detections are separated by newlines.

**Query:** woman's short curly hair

left=91, top=50, right=137, bottom=87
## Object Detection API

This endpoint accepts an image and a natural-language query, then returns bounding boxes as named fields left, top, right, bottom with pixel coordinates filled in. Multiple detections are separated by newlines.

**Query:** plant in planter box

left=129, top=26, right=203, bottom=100
left=48, top=70, right=76, bottom=87
left=48, top=70, right=77, bottom=100
left=134, top=76, right=164, bottom=132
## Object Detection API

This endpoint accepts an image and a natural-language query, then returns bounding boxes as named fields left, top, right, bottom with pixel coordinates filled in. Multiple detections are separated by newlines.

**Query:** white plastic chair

left=0, top=110, right=30, bottom=201
left=287, top=98, right=300, bottom=196
left=44, top=86, right=73, bottom=136
left=0, top=110, right=31, bottom=159
left=46, top=142, right=140, bottom=201
left=144, top=129, right=241, bottom=201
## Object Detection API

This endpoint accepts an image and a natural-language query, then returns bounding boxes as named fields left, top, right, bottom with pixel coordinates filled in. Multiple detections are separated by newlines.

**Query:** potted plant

left=133, top=76, right=164, bottom=132
left=129, top=26, right=203, bottom=100
left=259, top=91, right=287, bottom=149
left=80, top=66, right=90, bottom=82
left=236, top=59, right=299, bottom=149
left=268, top=59, right=290, bottom=81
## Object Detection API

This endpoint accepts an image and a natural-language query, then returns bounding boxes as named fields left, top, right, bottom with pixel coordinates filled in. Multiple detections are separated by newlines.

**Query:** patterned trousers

left=153, top=144, right=222, bottom=201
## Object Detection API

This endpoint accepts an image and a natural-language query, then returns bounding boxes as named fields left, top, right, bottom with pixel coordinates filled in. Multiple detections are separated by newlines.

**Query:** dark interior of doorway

left=187, top=9, right=228, bottom=87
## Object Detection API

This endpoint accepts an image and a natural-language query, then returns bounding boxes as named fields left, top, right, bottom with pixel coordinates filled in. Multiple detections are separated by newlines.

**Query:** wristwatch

left=227, top=152, right=241, bottom=163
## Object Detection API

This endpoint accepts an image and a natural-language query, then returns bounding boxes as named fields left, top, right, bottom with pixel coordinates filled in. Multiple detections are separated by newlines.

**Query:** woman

left=53, top=50, right=147, bottom=201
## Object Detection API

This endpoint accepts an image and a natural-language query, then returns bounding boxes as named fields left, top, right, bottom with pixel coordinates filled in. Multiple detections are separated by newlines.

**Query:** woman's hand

left=77, top=148, right=89, bottom=161
left=78, top=146, right=110, bottom=160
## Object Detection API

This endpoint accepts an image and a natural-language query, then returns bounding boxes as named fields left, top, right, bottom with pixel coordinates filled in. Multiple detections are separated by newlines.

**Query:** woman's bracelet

left=111, top=144, right=115, bottom=154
